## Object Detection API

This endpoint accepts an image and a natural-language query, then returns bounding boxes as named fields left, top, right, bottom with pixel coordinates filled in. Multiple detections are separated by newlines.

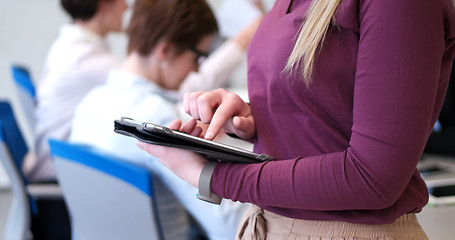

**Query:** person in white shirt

left=70, top=0, right=258, bottom=239
left=28, top=0, right=263, bottom=183
left=28, top=0, right=127, bottom=182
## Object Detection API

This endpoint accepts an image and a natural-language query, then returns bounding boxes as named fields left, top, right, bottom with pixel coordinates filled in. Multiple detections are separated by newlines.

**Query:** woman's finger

left=183, top=92, right=190, bottom=114
left=183, top=92, right=202, bottom=115
left=168, top=119, right=182, bottom=130
left=232, top=115, right=255, bottom=139
left=180, top=119, right=198, bottom=133
left=186, top=92, right=204, bottom=120
left=205, top=102, right=235, bottom=140
left=204, top=90, right=249, bottom=140
left=190, top=126, right=203, bottom=137
left=197, top=91, right=223, bottom=123
left=136, top=141, right=166, bottom=157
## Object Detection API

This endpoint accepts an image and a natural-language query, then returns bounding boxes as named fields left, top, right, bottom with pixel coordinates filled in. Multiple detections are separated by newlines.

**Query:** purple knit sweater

left=211, top=0, right=455, bottom=224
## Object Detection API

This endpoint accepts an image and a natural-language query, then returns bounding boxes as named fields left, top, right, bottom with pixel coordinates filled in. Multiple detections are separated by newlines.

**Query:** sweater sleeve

left=210, top=0, right=451, bottom=210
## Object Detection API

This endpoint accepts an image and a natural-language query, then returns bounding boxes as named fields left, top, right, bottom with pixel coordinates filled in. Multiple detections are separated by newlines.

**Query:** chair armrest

left=27, top=183, right=63, bottom=200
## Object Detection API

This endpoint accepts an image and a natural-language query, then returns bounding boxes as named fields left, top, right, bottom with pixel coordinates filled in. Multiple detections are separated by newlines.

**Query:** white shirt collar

left=107, top=69, right=181, bottom=103
left=59, top=24, right=108, bottom=48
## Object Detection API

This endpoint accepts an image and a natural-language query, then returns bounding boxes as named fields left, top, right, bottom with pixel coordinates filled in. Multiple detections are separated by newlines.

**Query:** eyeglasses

left=189, top=47, right=208, bottom=66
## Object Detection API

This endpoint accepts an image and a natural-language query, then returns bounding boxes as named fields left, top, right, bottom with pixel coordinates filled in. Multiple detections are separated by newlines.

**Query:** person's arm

left=210, top=0, right=449, bottom=209
left=230, top=17, right=262, bottom=51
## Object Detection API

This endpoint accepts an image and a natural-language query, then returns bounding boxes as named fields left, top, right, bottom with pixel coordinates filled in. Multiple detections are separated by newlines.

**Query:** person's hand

left=137, top=119, right=208, bottom=188
left=183, top=88, right=256, bottom=140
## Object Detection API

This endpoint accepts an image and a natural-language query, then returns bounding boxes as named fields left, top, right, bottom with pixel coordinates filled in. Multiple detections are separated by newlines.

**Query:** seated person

left=424, top=58, right=455, bottom=157
left=69, top=0, right=255, bottom=239
left=27, top=0, right=262, bottom=183
left=28, top=0, right=127, bottom=182
left=23, top=1, right=127, bottom=239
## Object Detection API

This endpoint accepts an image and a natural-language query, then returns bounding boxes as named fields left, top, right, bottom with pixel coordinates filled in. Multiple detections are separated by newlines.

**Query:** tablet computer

left=113, top=117, right=274, bottom=163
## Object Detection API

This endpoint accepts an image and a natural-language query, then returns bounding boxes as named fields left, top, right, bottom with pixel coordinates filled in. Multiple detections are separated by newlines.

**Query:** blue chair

left=11, top=65, right=36, bottom=99
left=49, top=139, right=165, bottom=240
left=0, top=100, right=62, bottom=240
left=11, top=64, right=37, bottom=136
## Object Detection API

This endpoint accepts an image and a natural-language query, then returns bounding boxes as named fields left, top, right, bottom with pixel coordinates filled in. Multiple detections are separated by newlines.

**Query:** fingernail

left=205, top=131, right=214, bottom=140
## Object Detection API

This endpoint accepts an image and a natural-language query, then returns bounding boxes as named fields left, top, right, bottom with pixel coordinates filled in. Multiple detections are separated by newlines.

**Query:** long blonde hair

left=284, top=0, right=342, bottom=86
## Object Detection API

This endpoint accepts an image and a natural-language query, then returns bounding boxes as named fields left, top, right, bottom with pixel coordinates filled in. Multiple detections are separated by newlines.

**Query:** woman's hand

left=183, top=88, right=255, bottom=140
left=137, top=119, right=208, bottom=188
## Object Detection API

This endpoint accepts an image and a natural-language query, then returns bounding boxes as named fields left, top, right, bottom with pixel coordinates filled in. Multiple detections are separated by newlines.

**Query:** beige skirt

left=236, top=205, right=428, bottom=240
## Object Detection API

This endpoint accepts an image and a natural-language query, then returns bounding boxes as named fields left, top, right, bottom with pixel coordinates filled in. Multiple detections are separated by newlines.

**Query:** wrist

left=183, top=159, right=205, bottom=188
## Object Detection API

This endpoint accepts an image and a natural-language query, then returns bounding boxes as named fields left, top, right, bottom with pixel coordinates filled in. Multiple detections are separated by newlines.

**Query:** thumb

left=232, top=116, right=255, bottom=139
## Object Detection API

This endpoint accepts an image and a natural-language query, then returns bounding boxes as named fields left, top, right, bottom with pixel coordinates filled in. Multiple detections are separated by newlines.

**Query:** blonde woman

left=138, top=0, right=455, bottom=239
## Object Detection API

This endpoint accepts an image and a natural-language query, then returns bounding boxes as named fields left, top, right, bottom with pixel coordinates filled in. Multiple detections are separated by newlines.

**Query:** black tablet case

left=113, top=117, right=274, bottom=164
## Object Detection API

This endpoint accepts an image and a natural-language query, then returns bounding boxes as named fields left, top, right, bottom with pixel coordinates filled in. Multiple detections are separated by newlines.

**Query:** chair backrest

left=11, top=64, right=36, bottom=134
left=0, top=101, right=32, bottom=240
left=0, top=101, right=28, bottom=181
left=11, top=65, right=36, bottom=99
left=49, top=139, right=164, bottom=240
